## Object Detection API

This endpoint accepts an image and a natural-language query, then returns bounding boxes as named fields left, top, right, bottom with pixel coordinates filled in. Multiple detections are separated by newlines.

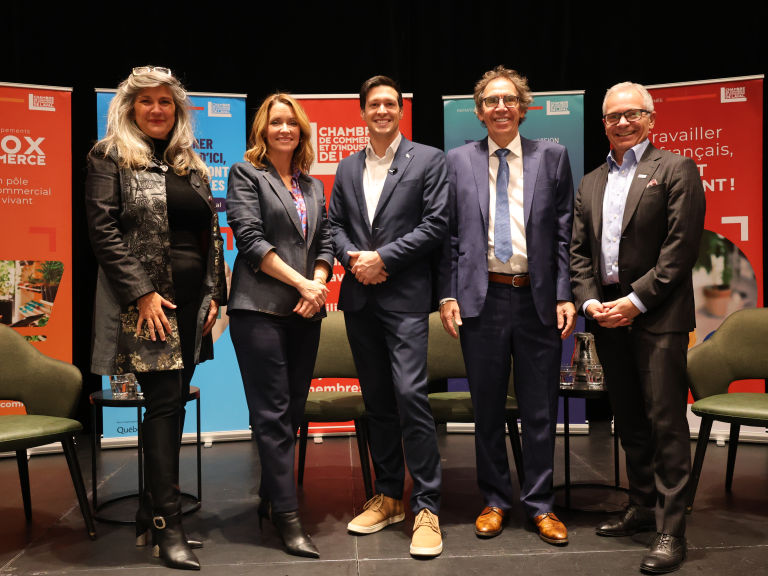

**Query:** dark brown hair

left=359, top=76, right=403, bottom=110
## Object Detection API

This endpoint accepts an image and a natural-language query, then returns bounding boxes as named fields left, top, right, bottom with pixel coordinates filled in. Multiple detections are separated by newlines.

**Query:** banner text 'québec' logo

left=208, top=102, right=231, bottom=118
left=29, top=94, right=55, bottom=112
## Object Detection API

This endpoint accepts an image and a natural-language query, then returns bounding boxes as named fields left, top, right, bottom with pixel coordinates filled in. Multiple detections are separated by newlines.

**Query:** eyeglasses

left=482, top=94, right=521, bottom=109
left=132, top=67, right=172, bottom=77
left=603, top=109, right=651, bottom=126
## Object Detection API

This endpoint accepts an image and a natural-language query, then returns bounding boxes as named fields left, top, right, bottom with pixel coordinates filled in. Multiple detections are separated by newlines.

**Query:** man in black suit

left=328, top=76, right=449, bottom=557
left=570, top=81, right=705, bottom=573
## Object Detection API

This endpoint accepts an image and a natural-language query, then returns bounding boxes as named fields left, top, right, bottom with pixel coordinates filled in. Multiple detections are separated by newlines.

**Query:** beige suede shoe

left=347, top=494, right=405, bottom=534
left=410, top=509, right=442, bottom=557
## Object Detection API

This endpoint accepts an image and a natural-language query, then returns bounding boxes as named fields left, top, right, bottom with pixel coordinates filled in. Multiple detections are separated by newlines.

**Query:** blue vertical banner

left=443, top=91, right=588, bottom=430
left=95, top=89, right=248, bottom=444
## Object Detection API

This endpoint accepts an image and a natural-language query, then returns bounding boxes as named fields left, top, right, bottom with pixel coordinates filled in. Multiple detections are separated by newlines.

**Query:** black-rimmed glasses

left=482, top=94, right=521, bottom=109
left=132, top=67, right=172, bottom=76
left=603, top=109, right=651, bottom=126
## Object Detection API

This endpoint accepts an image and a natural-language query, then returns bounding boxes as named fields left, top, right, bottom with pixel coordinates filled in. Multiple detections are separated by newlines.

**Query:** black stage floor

left=2, top=422, right=768, bottom=575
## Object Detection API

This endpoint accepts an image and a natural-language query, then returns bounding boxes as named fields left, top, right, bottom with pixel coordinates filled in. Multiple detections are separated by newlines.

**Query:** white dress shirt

left=583, top=139, right=649, bottom=317
left=488, top=134, right=527, bottom=273
left=363, top=132, right=402, bottom=226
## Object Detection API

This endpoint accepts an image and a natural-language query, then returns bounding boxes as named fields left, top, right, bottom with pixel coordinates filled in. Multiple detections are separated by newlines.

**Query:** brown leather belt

left=489, top=272, right=530, bottom=287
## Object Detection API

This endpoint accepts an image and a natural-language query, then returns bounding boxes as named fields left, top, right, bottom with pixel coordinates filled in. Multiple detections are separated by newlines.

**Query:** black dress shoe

left=641, top=533, right=686, bottom=573
left=596, top=504, right=655, bottom=537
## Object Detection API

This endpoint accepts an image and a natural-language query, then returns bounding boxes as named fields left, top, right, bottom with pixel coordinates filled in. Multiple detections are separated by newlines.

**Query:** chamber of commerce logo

left=721, top=86, right=746, bottom=103
left=29, top=94, right=55, bottom=112
left=208, top=102, right=231, bottom=117
left=546, top=100, right=570, bottom=115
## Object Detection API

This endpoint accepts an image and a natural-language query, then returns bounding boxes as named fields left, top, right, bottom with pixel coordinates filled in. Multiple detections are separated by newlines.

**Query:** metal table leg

left=564, top=396, right=571, bottom=509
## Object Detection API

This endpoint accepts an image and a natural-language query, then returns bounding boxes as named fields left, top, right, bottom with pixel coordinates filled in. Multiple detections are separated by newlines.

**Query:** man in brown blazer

left=570, top=81, right=705, bottom=574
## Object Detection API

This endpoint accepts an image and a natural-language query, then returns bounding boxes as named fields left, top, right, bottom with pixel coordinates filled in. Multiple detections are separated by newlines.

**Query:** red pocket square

left=646, top=179, right=658, bottom=188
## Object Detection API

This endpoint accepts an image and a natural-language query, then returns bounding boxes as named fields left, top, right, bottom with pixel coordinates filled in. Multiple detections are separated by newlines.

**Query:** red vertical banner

left=0, top=83, right=72, bottom=415
left=293, top=94, right=413, bottom=434
left=648, top=76, right=763, bottom=395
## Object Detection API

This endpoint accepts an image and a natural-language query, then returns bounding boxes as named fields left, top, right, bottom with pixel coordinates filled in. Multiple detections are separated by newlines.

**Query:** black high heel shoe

left=257, top=499, right=320, bottom=558
left=136, top=497, right=203, bottom=555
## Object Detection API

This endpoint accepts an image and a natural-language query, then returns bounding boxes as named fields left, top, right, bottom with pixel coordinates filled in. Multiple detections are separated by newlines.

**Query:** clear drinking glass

left=109, top=374, right=136, bottom=400
left=586, top=364, right=604, bottom=389
left=560, top=365, right=576, bottom=387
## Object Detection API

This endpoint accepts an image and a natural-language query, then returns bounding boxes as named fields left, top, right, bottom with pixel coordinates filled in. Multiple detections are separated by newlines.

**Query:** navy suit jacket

left=328, top=136, right=449, bottom=313
left=438, top=136, right=574, bottom=326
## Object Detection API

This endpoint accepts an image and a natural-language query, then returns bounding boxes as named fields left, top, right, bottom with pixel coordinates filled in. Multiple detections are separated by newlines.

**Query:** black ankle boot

left=142, top=416, right=200, bottom=570
left=257, top=499, right=319, bottom=558
left=136, top=495, right=202, bottom=551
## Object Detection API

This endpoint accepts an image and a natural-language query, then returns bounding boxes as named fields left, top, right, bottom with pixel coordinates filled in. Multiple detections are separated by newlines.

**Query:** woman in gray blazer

left=226, top=93, right=333, bottom=558
left=85, top=67, right=226, bottom=570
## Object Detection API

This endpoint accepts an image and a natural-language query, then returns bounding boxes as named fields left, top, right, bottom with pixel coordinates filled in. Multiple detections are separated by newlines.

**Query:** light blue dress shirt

left=583, top=139, right=650, bottom=317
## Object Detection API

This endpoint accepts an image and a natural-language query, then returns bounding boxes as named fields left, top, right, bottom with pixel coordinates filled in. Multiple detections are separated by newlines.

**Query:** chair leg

left=353, top=419, right=374, bottom=501
left=505, top=412, right=525, bottom=489
left=16, top=450, right=32, bottom=523
left=725, top=423, right=740, bottom=491
left=687, top=416, right=713, bottom=515
left=61, top=437, right=97, bottom=541
left=297, top=422, right=309, bottom=486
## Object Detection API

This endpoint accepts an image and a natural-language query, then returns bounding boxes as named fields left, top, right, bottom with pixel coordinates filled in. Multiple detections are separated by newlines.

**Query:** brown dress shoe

left=534, top=512, right=568, bottom=545
left=475, top=507, right=506, bottom=538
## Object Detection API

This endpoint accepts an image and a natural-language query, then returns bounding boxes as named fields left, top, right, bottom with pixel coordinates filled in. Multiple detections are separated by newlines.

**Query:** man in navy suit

left=438, top=66, right=576, bottom=544
left=328, top=76, right=449, bottom=557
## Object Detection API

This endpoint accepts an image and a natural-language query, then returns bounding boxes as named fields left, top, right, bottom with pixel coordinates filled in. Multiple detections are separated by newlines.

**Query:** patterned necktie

left=494, top=148, right=513, bottom=263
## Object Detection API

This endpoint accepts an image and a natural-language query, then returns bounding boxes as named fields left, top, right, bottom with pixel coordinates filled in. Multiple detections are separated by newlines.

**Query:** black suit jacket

left=226, top=161, right=334, bottom=319
left=570, top=143, right=706, bottom=334
left=328, top=136, right=449, bottom=313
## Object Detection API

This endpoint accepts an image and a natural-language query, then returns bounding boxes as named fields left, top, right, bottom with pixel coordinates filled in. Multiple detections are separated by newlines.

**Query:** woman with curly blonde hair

left=226, top=93, right=333, bottom=558
left=85, top=66, right=226, bottom=570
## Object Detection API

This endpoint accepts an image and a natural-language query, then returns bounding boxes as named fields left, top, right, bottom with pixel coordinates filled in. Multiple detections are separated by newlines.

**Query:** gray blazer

left=226, top=161, right=334, bottom=318
left=570, top=143, right=706, bottom=334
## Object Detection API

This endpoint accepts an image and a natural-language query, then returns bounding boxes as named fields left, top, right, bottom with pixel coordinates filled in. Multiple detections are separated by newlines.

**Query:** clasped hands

left=587, top=297, right=640, bottom=328
left=294, top=278, right=329, bottom=318
left=348, top=250, right=388, bottom=285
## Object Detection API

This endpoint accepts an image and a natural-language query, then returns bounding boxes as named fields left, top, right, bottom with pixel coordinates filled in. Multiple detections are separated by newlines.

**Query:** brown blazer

left=570, top=143, right=706, bottom=334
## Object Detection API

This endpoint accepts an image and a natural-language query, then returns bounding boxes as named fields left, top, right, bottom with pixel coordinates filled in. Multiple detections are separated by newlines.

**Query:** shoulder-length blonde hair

left=244, top=93, right=314, bottom=174
left=93, top=67, right=209, bottom=180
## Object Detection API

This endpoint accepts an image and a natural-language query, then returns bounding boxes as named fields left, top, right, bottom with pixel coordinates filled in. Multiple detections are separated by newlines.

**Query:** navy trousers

left=230, top=311, right=322, bottom=513
left=344, top=298, right=442, bottom=515
left=460, top=282, right=561, bottom=518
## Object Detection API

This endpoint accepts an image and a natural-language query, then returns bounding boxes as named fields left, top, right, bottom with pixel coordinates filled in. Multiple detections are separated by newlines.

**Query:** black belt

left=602, top=284, right=623, bottom=300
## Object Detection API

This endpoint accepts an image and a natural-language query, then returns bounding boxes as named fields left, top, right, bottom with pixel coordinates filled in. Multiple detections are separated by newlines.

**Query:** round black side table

left=554, top=384, right=628, bottom=512
left=90, top=386, right=202, bottom=524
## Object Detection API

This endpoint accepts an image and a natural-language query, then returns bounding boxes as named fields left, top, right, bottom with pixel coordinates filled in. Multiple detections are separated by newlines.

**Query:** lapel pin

left=638, top=174, right=648, bottom=178
left=405, top=153, right=410, bottom=159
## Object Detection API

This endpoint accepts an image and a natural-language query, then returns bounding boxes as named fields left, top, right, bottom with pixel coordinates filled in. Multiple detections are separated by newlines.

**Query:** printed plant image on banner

left=294, top=94, right=413, bottom=435
left=647, top=76, right=764, bottom=439
left=95, top=90, right=248, bottom=443
left=0, top=82, right=72, bottom=418
left=443, top=92, right=587, bottom=429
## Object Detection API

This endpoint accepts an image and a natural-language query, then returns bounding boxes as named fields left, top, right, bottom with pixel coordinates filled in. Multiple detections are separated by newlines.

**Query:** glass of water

left=586, top=364, right=604, bottom=389
left=109, top=374, right=136, bottom=400
left=560, top=365, right=575, bottom=387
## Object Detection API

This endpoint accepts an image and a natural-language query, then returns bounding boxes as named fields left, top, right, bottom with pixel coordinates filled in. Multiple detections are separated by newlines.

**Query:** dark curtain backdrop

left=1, top=3, right=765, bottom=428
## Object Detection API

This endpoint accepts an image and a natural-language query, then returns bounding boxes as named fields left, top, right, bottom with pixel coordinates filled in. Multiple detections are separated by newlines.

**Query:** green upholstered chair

left=686, top=308, right=768, bottom=513
left=298, top=311, right=373, bottom=500
left=0, top=325, right=96, bottom=540
left=426, top=312, right=525, bottom=488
